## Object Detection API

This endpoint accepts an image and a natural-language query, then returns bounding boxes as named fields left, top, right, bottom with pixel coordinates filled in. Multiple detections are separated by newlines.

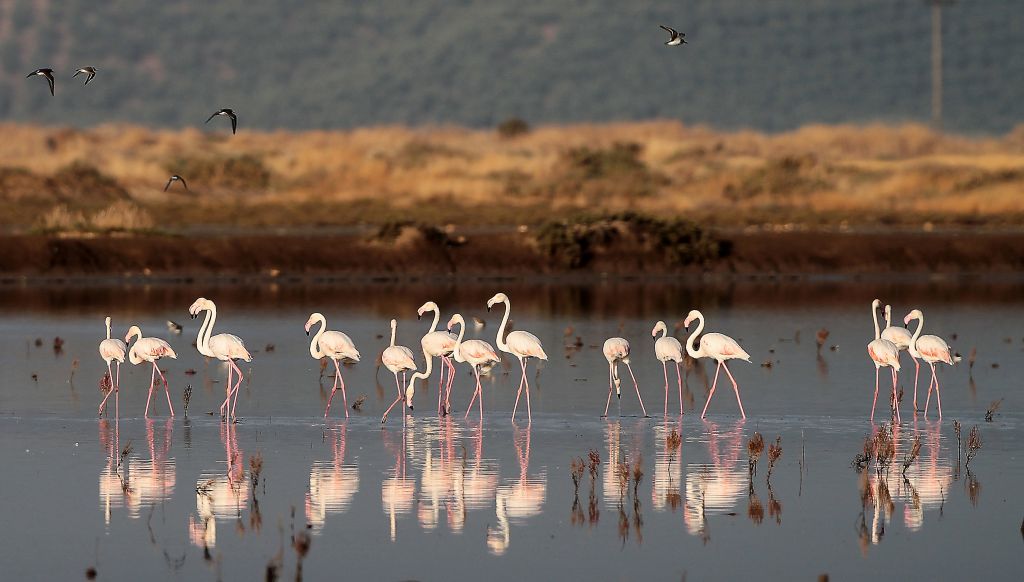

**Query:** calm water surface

left=0, top=280, right=1021, bottom=580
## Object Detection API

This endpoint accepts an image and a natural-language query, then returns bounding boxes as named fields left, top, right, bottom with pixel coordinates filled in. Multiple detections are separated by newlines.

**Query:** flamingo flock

left=95, top=292, right=961, bottom=424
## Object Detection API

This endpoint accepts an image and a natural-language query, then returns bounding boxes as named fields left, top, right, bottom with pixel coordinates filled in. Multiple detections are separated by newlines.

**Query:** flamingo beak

left=417, top=314, right=422, bottom=320
left=306, top=330, right=310, bottom=336
left=487, top=305, right=492, bottom=312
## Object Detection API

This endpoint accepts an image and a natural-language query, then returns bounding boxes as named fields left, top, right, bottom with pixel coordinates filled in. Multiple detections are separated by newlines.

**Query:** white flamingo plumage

left=414, top=301, right=458, bottom=415
left=601, top=337, right=647, bottom=417
left=904, top=309, right=958, bottom=419
left=98, top=316, right=127, bottom=416
left=882, top=304, right=922, bottom=410
left=189, top=298, right=252, bottom=420
left=683, top=310, right=750, bottom=419
left=447, top=313, right=500, bottom=421
left=487, top=292, right=547, bottom=422
left=652, top=320, right=684, bottom=416
left=305, top=312, right=360, bottom=418
left=868, top=299, right=902, bottom=422
left=125, top=325, right=177, bottom=417
left=381, top=319, right=418, bottom=424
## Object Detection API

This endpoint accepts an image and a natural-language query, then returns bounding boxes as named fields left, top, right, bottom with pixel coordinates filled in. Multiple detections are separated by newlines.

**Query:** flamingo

left=904, top=309, right=958, bottom=419
left=882, top=304, right=921, bottom=410
left=868, top=299, right=901, bottom=422
left=305, top=313, right=361, bottom=418
left=414, top=301, right=458, bottom=415
left=487, top=292, right=547, bottom=422
left=189, top=298, right=252, bottom=420
left=601, top=337, right=647, bottom=417
left=381, top=319, right=418, bottom=424
left=124, top=326, right=177, bottom=418
left=447, top=314, right=500, bottom=421
left=652, top=320, right=684, bottom=416
left=682, top=310, right=750, bottom=419
left=98, top=316, right=127, bottom=416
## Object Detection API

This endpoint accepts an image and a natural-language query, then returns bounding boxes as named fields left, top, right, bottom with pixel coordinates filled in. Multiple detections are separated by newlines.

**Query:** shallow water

left=0, top=281, right=1021, bottom=580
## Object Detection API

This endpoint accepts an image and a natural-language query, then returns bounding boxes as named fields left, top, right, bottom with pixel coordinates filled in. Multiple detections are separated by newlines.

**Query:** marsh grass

left=985, top=399, right=1002, bottom=422
left=965, top=426, right=982, bottom=468
left=766, top=437, right=783, bottom=484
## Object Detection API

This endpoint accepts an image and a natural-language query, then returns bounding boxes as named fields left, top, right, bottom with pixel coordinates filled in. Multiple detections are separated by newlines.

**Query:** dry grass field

left=2, top=121, right=1023, bottom=233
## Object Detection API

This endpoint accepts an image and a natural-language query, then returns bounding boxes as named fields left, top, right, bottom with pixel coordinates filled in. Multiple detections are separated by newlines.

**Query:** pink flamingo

left=189, top=298, right=251, bottom=420
left=415, top=301, right=458, bottom=414
left=98, top=316, right=127, bottom=416
left=652, top=320, right=684, bottom=416
left=447, top=313, right=500, bottom=421
left=124, top=325, right=177, bottom=417
left=381, top=319, right=418, bottom=424
left=487, top=292, right=548, bottom=422
left=601, top=337, right=647, bottom=417
left=682, top=310, right=750, bottom=419
left=306, top=312, right=361, bottom=418
left=882, top=304, right=922, bottom=410
left=868, top=299, right=901, bottom=422
left=904, top=309, right=958, bottom=419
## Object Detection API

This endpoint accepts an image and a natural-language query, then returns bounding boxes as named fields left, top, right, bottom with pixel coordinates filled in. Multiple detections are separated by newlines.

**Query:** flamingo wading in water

left=98, top=317, right=127, bottom=416
left=415, top=301, right=458, bottom=415
left=882, top=304, right=921, bottom=411
left=904, top=309, right=958, bottom=420
left=652, top=320, right=684, bottom=416
left=447, top=314, right=500, bottom=421
left=305, top=313, right=360, bottom=418
left=601, top=337, right=647, bottom=417
left=867, top=299, right=901, bottom=422
left=189, top=298, right=252, bottom=420
left=124, top=325, right=177, bottom=417
left=381, top=319, right=418, bottom=424
left=683, top=310, right=750, bottom=419
left=487, top=293, right=547, bottom=422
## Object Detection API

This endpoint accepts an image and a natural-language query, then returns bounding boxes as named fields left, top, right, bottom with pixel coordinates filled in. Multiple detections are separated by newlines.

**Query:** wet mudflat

left=0, top=280, right=1020, bottom=580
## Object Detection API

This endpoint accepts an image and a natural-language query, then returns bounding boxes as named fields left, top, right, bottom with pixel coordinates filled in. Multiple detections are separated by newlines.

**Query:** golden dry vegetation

left=2, top=121, right=1024, bottom=232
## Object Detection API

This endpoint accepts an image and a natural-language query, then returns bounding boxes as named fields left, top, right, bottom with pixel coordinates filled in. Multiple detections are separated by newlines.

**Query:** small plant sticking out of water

left=816, top=328, right=829, bottom=353
left=183, top=384, right=193, bottom=417
left=292, top=530, right=311, bottom=582
left=968, top=347, right=977, bottom=372
left=99, top=372, right=112, bottom=394
left=53, top=336, right=64, bottom=355
left=85, top=566, right=97, bottom=580
left=249, top=452, right=264, bottom=492
left=70, top=358, right=79, bottom=383
left=748, top=432, right=765, bottom=478
left=666, top=429, right=682, bottom=453
left=953, top=420, right=963, bottom=461
left=119, top=440, right=133, bottom=468
left=766, top=437, right=782, bottom=484
left=966, top=472, right=981, bottom=507
left=570, top=457, right=585, bottom=495
left=351, top=394, right=366, bottom=411
left=852, top=436, right=873, bottom=472
left=902, top=434, right=922, bottom=477
left=587, top=450, right=601, bottom=480
left=748, top=492, right=764, bottom=525
left=965, top=425, right=983, bottom=468
left=632, top=454, right=644, bottom=498
left=615, top=457, right=629, bottom=500
left=264, top=343, right=275, bottom=353
left=985, top=399, right=1003, bottom=422
left=873, top=425, right=895, bottom=473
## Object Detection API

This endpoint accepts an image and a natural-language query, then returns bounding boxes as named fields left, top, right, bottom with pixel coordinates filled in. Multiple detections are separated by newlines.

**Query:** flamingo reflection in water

left=306, top=422, right=359, bottom=534
left=683, top=422, right=747, bottom=538
left=601, top=419, right=644, bottom=506
left=417, top=417, right=470, bottom=532
left=487, top=425, right=547, bottom=555
left=381, top=420, right=416, bottom=541
left=189, top=422, right=248, bottom=550
left=99, top=419, right=176, bottom=525
left=651, top=419, right=684, bottom=511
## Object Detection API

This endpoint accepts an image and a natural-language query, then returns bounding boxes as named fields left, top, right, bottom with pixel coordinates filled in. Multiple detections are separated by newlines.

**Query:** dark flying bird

left=164, top=175, right=189, bottom=192
left=73, top=67, right=98, bottom=85
left=27, top=68, right=55, bottom=96
left=206, top=109, right=237, bottom=134
left=660, top=25, right=687, bottom=46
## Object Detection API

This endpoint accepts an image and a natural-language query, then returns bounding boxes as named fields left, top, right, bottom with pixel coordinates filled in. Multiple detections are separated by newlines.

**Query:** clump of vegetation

left=748, top=432, right=765, bottom=478
left=497, top=117, right=530, bottom=139
left=631, top=454, right=644, bottom=498
left=725, top=154, right=829, bottom=202
left=36, top=202, right=157, bottom=234
left=249, top=452, right=264, bottom=492
left=766, top=437, right=783, bottom=484
left=167, top=155, right=270, bottom=190
left=183, top=384, right=193, bottom=416
left=38, top=205, right=87, bottom=232
left=587, top=449, right=601, bottom=480
left=965, top=425, right=982, bottom=468
left=554, top=142, right=669, bottom=201
left=369, top=220, right=452, bottom=247
left=666, top=429, right=682, bottom=453
left=570, top=457, right=585, bottom=495
left=852, top=436, right=873, bottom=472
left=535, top=212, right=722, bottom=269
left=953, top=420, right=963, bottom=461
left=391, top=140, right=469, bottom=169
left=985, top=399, right=1002, bottom=422
left=51, top=162, right=131, bottom=203
left=902, top=434, right=922, bottom=477
left=873, top=425, right=895, bottom=472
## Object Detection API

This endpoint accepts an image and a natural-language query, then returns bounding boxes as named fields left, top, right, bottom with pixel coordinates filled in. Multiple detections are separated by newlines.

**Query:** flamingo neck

left=105, top=318, right=112, bottom=340
left=389, top=323, right=397, bottom=348
left=871, top=302, right=881, bottom=339
left=494, top=298, right=511, bottom=353
left=410, top=343, right=432, bottom=382
left=451, top=317, right=466, bottom=363
left=196, top=307, right=215, bottom=357
left=426, top=306, right=440, bottom=333
left=684, top=314, right=704, bottom=359
left=309, top=315, right=326, bottom=359
left=908, top=312, right=923, bottom=356
left=658, top=323, right=667, bottom=339
left=884, top=305, right=892, bottom=328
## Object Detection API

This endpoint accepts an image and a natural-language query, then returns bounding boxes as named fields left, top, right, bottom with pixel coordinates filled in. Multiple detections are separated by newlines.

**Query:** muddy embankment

left=0, top=227, right=1022, bottom=281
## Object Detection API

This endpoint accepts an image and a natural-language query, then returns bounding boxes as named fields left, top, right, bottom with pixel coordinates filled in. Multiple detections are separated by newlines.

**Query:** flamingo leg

left=625, top=362, right=647, bottom=417
left=603, top=362, right=614, bottom=417
left=220, top=364, right=233, bottom=417
left=700, top=361, right=722, bottom=419
left=229, top=361, right=244, bottom=419
left=890, top=367, right=899, bottom=423
left=99, top=361, right=115, bottom=415
left=934, top=364, right=943, bottom=419
left=115, top=362, right=120, bottom=422
left=443, top=356, right=456, bottom=414
left=465, top=370, right=480, bottom=420
left=721, top=362, right=745, bottom=419
left=511, top=357, right=527, bottom=422
left=334, top=358, right=349, bottom=418
left=437, top=357, right=445, bottom=414
left=523, top=358, right=532, bottom=423
left=912, top=357, right=921, bottom=412
left=145, top=364, right=156, bottom=418
left=924, top=364, right=936, bottom=419
left=475, top=366, right=484, bottom=421
left=676, top=362, right=684, bottom=415
left=662, top=361, right=669, bottom=416
left=324, top=365, right=340, bottom=418
left=381, top=373, right=404, bottom=424
left=154, top=362, right=174, bottom=417
left=871, top=366, right=880, bottom=422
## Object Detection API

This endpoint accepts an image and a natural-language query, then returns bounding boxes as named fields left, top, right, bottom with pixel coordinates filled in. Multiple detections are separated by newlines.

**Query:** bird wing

left=164, top=179, right=173, bottom=191
left=85, top=72, right=94, bottom=85
left=45, top=72, right=54, bottom=95
left=660, top=25, right=677, bottom=37
left=73, top=70, right=82, bottom=78
left=229, top=113, right=237, bottom=134
left=205, top=112, right=217, bottom=124
left=179, top=176, right=189, bottom=190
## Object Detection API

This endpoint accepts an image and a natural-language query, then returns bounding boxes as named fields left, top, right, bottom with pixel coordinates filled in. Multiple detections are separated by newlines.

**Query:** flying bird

left=660, top=25, right=687, bottom=46
left=27, top=68, right=55, bottom=96
left=73, top=66, right=97, bottom=85
left=206, top=109, right=237, bottom=134
left=166, top=320, right=183, bottom=334
left=164, top=175, right=189, bottom=192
